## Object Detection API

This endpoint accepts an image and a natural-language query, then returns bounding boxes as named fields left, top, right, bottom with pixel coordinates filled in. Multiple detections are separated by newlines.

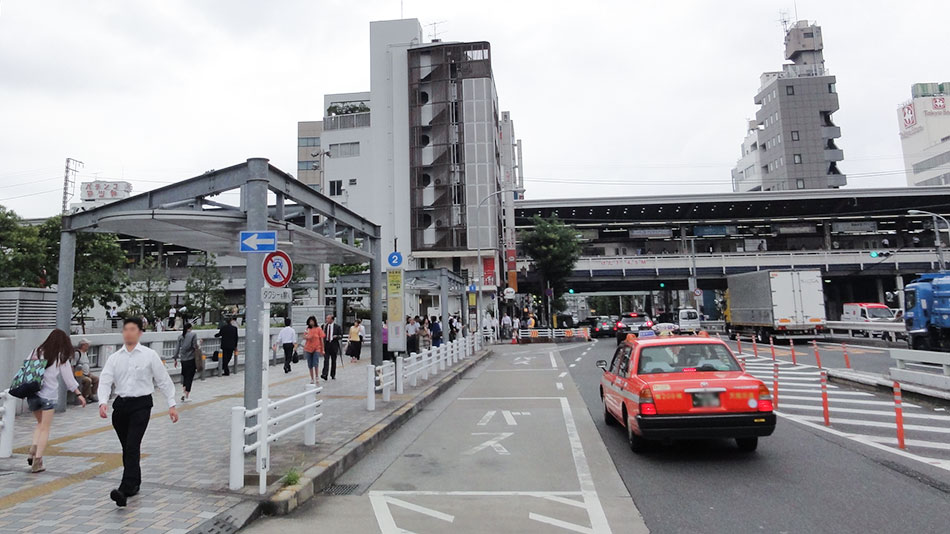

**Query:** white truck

left=726, top=270, right=827, bottom=342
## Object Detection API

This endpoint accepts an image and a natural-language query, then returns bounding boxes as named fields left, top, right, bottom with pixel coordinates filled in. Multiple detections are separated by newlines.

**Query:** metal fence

left=0, top=390, right=14, bottom=458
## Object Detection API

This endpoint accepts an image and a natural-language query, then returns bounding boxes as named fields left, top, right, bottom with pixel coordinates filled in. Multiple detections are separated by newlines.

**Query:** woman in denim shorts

left=27, top=329, right=87, bottom=473
left=302, top=316, right=325, bottom=385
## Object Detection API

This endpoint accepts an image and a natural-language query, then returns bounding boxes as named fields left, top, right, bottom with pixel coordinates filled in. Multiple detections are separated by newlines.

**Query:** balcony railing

left=323, top=112, right=371, bottom=131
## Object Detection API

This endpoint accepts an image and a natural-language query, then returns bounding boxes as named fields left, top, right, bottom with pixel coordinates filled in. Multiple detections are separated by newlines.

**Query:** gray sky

left=0, top=0, right=946, bottom=218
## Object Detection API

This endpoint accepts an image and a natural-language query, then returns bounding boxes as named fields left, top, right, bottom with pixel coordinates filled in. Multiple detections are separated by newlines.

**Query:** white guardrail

left=891, top=348, right=950, bottom=375
left=0, top=389, right=15, bottom=458
left=367, top=335, right=479, bottom=411
left=230, top=384, right=322, bottom=493
left=825, top=321, right=906, bottom=334
left=516, top=328, right=591, bottom=340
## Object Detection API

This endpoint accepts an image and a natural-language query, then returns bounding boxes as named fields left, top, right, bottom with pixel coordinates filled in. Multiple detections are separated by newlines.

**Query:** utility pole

left=61, top=158, right=83, bottom=214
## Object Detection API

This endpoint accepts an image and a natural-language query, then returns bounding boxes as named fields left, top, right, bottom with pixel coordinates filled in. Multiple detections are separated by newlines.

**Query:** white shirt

left=278, top=326, right=297, bottom=345
left=169, top=307, right=176, bottom=317
left=502, top=315, right=512, bottom=326
left=406, top=322, right=419, bottom=335
left=97, top=343, right=176, bottom=407
left=358, top=324, right=366, bottom=337
left=35, top=355, right=79, bottom=402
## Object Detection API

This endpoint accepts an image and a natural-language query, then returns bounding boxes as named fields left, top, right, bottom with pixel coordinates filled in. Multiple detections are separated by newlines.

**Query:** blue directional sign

left=469, top=284, right=477, bottom=292
left=387, top=251, right=403, bottom=267
left=240, top=231, right=278, bottom=253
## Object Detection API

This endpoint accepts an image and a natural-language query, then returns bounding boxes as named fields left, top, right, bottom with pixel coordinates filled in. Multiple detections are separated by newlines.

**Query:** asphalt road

left=563, top=338, right=950, bottom=534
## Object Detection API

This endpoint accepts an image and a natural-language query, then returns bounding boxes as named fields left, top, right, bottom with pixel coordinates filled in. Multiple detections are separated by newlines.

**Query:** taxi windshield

left=637, top=343, right=741, bottom=374
left=865, top=307, right=893, bottom=319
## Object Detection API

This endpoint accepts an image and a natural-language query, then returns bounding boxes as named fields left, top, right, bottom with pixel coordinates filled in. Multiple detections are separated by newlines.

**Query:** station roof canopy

left=515, top=186, right=950, bottom=226
left=63, top=159, right=380, bottom=265
left=335, top=268, right=467, bottom=296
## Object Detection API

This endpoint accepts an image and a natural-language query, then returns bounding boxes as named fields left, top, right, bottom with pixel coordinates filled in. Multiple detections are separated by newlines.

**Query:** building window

left=329, top=142, right=360, bottom=158
left=298, top=160, right=319, bottom=171
left=828, top=83, right=836, bottom=94
left=803, top=32, right=814, bottom=38
left=796, top=178, right=805, bottom=189
left=791, top=130, right=800, bottom=141
left=329, top=180, right=343, bottom=196
left=348, top=178, right=358, bottom=186
left=298, top=137, right=321, bottom=147
left=793, top=154, right=803, bottom=164
left=786, top=85, right=795, bottom=96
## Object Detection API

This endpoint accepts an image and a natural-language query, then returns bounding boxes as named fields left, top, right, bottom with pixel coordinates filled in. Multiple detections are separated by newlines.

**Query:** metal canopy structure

left=329, top=268, right=467, bottom=332
left=55, top=158, right=383, bottom=414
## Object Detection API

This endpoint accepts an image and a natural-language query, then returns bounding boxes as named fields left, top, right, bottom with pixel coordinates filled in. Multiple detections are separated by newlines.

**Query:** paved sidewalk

left=0, top=350, right=447, bottom=533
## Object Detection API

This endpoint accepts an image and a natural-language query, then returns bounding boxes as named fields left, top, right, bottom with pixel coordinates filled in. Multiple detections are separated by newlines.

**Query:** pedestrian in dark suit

left=321, top=315, right=342, bottom=380
left=215, top=318, right=239, bottom=375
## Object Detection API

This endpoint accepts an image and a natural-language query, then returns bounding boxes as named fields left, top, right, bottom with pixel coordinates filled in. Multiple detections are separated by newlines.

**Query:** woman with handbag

left=173, top=323, right=200, bottom=403
left=302, top=316, right=325, bottom=384
left=23, top=329, right=86, bottom=473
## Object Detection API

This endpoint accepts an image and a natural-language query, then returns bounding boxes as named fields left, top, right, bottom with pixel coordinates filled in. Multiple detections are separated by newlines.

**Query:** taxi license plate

left=692, top=392, right=720, bottom=408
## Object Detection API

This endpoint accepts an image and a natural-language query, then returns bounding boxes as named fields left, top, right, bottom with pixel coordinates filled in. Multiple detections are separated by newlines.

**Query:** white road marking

left=502, top=410, right=518, bottom=426
left=556, top=382, right=564, bottom=390
left=514, top=356, right=535, bottom=366
left=529, top=512, right=595, bottom=534
left=778, top=395, right=919, bottom=408
left=779, top=388, right=873, bottom=397
left=856, top=435, right=950, bottom=451
left=549, top=351, right=558, bottom=369
left=385, top=496, right=456, bottom=522
left=460, top=397, right=564, bottom=400
left=485, top=369, right=559, bottom=372
left=569, top=364, right=576, bottom=368
left=477, top=410, right=497, bottom=426
left=778, top=403, right=950, bottom=421
left=559, top=372, right=568, bottom=378
left=795, top=415, right=950, bottom=434
left=558, top=397, right=612, bottom=533
left=575, top=357, right=583, bottom=362
left=465, top=432, right=514, bottom=455
left=540, top=494, right=587, bottom=508
left=776, top=413, right=950, bottom=473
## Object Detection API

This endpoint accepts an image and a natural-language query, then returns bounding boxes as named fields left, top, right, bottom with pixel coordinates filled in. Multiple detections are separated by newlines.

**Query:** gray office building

left=732, top=20, right=845, bottom=192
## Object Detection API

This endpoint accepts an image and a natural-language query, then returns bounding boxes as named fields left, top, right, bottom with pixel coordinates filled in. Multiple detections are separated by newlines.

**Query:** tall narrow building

left=732, top=20, right=845, bottom=192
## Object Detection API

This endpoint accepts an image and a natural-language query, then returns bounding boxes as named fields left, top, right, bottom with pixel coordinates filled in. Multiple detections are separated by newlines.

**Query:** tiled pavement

left=0, top=352, right=425, bottom=533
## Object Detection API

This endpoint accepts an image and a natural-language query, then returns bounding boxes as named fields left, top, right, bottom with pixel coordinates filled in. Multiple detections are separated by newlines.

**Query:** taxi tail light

left=638, top=388, right=657, bottom=416
left=757, top=384, right=774, bottom=412
left=645, top=320, right=654, bottom=328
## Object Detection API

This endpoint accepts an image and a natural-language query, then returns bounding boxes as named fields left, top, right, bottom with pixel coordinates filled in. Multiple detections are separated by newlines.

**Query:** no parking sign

left=262, top=250, right=293, bottom=288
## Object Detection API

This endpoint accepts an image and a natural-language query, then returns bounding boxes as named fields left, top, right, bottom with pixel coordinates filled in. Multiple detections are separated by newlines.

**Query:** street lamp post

left=908, top=209, right=949, bottom=271
left=474, top=187, right=523, bottom=342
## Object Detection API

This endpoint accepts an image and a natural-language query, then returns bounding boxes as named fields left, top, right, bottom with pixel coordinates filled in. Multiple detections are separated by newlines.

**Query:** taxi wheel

left=627, top=424, right=648, bottom=454
left=736, top=437, right=758, bottom=452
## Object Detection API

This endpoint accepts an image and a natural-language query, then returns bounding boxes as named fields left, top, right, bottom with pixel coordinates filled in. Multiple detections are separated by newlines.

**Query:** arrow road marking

left=465, top=432, right=514, bottom=455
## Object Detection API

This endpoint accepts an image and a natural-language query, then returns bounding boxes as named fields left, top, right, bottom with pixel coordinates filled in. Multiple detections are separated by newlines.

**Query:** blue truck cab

left=904, top=272, right=950, bottom=350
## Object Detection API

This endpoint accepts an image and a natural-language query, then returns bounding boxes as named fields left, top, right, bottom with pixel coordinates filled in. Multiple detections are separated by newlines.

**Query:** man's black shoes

left=110, top=489, right=127, bottom=507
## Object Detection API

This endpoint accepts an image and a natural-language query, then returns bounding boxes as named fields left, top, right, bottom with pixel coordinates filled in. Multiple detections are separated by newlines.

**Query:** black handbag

left=292, top=350, right=300, bottom=364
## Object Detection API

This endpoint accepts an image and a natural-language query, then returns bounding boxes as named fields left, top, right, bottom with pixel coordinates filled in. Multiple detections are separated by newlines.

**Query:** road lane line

left=779, top=395, right=920, bottom=408
left=559, top=397, right=612, bottom=533
left=557, top=382, right=564, bottom=390
left=859, top=435, right=950, bottom=451
left=570, top=364, right=577, bottom=368
left=575, top=357, right=583, bottom=362
left=778, top=403, right=950, bottom=421
left=550, top=351, right=558, bottom=369
left=369, top=493, right=401, bottom=533
left=485, top=369, right=559, bottom=372
left=459, top=397, right=564, bottom=400
left=385, top=496, right=456, bottom=522
left=540, top=494, right=588, bottom=508
left=477, top=410, right=497, bottom=426
left=502, top=410, right=518, bottom=425
left=559, top=372, right=568, bottom=378
left=795, top=415, right=950, bottom=434
left=529, top=512, right=595, bottom=534
left=779, top=388, right=874, bottom=396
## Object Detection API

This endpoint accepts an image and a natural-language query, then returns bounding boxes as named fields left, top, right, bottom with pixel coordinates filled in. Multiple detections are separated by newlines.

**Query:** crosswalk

left=737, top=354, right=950, bottom=471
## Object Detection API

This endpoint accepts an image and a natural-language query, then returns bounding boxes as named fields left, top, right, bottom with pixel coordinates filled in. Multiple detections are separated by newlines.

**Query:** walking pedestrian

left=302, top=316, right=325, bottom=384
left=215, top=317, right=239, bottom=376
left=322, top=315, right=341, bottom=380
left=98, top=317, right=178, bottom=507
left=430, top=316, right=443, bottom=348
left=406, top=316, right=420, bottom=353
left=173, top=323, right=200, bottom=402
left=347, top=319, right=364, bottom=362
left=512, top=315, right=521, bottom=338
left=72, top=338, right=100, bottom=402
left=26, top=329, right=86, bottom=473
left=277, top=318, right=297, bottom=374
left=167, top=306, right=176, bottom=330
left=501, top=313, right=512, bottom=339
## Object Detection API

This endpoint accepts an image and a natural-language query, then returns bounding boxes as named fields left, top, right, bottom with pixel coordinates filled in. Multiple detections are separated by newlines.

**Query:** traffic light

left=659, top=282, right=666, bottom=288
left=869, top=250, right=892, bottom=258
left=568, top=288, right=574, bottom=294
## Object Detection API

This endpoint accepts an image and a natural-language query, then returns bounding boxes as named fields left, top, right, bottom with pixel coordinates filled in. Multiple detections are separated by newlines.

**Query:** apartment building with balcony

left=898, top=82, right=950, bottom=186
left=732, top=20, right=845, bottom=192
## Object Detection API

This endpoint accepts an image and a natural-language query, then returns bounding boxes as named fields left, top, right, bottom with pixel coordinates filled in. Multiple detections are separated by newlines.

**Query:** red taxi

left=597, top=333, right=775, bottom=453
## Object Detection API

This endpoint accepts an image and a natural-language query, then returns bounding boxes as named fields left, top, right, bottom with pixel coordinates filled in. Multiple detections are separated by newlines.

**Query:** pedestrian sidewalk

left=0, top=346, right=487, bottom=534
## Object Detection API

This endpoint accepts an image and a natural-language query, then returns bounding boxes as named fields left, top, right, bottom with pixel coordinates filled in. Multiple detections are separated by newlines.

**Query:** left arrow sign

left=240, top=231, right=278, bottom=253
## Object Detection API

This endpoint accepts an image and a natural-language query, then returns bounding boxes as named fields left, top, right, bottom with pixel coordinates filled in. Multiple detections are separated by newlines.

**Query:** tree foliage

left=0, top=206, right=46, bottom=287
left=328, top=263, right=368, bottom=279
left=124, top=256, right=170, bottom=329
left=521, top=216, right=581, bottom=312
left=185, top=252, right=224, bottom=325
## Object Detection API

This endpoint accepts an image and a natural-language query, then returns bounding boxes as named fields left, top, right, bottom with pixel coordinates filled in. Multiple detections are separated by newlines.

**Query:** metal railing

left=323, top=112, right=371, bottom=130
left=891, top=348, right=950, bottom=375
left=0, top=389, right=14, bottom=458
left=824, top=321, right=906, bottom=338
left=367, top=335, right=478, bottom=411
left=517, top=328, right=591, bottom=340
left=229, top=384, right=322, bottom=493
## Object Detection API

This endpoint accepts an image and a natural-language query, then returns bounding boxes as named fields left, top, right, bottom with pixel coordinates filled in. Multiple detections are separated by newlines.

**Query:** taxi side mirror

left=595, top=360, right=608, bottom=371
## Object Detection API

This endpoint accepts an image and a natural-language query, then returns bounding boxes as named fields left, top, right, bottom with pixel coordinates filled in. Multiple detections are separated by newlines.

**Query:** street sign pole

left=258, top=301, right=270, bottom=494
left=244, top=160, right=268, bottom=435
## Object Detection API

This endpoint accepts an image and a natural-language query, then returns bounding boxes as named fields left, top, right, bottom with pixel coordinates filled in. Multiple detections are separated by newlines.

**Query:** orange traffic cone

left=511, top=336, right=518, bottom=344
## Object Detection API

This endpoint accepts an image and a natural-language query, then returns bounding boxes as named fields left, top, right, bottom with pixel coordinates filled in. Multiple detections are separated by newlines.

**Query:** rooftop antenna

left=426, top=20, right=446, bottom=41
left=794, top=0, right=799, bottom=21
left=778, top=10, right=791, bottom=33
left=400, top=0, right=403, bottom=18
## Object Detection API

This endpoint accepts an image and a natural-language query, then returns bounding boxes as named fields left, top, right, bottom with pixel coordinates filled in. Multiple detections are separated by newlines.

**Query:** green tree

left=124, top=256, right=170, bottom=330
left=184, top=252, right=224, bottom=325
left=328, top=263, right=368, bottom=278
left=38, top=216, right=129, bottom=331
left=0, top=205, right=46, bottom=287
left=521, top=216, right=581, bottom=315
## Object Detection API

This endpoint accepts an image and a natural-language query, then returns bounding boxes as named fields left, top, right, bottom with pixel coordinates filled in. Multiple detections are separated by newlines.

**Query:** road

left=245, top=344, right=647, bottom=533
left=564, top=337, right=950, bottom=533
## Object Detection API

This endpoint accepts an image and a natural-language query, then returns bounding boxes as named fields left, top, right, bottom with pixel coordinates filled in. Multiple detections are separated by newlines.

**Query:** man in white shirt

left=501, top=313, right=512, bottom=339
left=277, top=318, right=297, bottom=374
left=98, top=317, right=178, bottom=507
left=321, top=315, right=341, bottom=380
left=168, top=306, right=176, bottom=330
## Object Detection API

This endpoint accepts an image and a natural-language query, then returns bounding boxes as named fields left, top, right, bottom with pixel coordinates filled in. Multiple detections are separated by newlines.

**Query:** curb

left=827, top=368, right=950, bottom=402
left=261, top=347, right=494, bottom=516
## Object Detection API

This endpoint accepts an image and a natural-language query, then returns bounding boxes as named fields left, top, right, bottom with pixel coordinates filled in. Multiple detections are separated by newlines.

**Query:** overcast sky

left=1, top=0, right=946, bottom=218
